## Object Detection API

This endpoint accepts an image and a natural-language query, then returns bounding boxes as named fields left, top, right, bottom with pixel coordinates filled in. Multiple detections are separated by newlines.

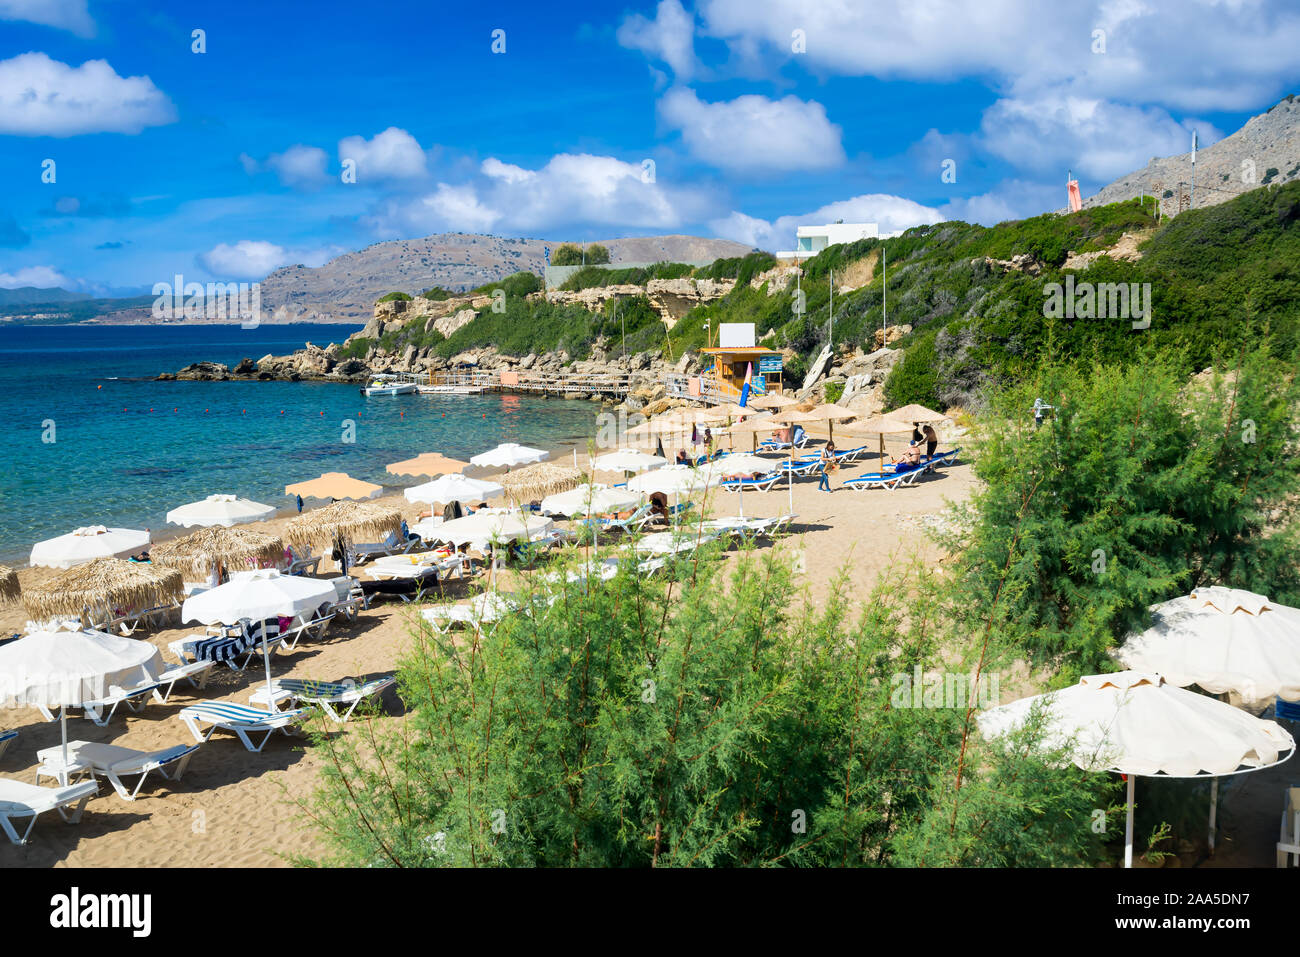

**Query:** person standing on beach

left=911, top=423, right=923, bottom=445
left=817, top=446, right=834, bottom=492
left=922, top=424, right=938, bottom=460
left=296, top=494, right=304, bottom=514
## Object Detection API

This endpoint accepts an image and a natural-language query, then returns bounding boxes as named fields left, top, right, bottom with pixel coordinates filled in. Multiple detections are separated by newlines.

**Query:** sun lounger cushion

left=0, top=778, right=98, bottom=844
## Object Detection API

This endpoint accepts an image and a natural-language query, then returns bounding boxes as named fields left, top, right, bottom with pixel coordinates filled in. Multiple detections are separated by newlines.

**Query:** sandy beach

left=0, top=428, right=1288, bottom=868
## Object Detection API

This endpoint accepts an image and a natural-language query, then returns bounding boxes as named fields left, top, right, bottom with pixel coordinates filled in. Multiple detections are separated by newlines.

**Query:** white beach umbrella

left=540, top=484, right=639, bottom=517
left=626, top=464, right=717, bottom=496
left=978, top=671, right=1295, bottom=867
left=182, top=568, right=337, bottom=626
left=181, top=568, right=338, bottom=702
left=591, top=450, right=669, bottom=474
left=0, top=624, right=161, bottom=776
left=166, top=494, right=276, bottom=528
left=30, top=526, right=150, bottom=569
left=404, top=474, right=504, bottom=505
left=711, top=454, right=780, bottom=520
left=1116, top=587, right=1300, bottom=705
left=470, top=443, right=548, bottom=469
left=422, top=510, right=553, bottom=547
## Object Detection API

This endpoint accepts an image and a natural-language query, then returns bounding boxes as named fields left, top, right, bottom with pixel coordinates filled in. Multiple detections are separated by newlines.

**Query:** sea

left=0, top=323, right=605, bottom=564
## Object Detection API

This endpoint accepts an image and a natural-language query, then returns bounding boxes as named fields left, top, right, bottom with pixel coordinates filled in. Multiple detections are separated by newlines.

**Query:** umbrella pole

left=1209, top=778, right=1219, bottom=855
left=1124, top=775, right=1136, bottom=868
left=61, top=706, right=69, bottom=783
left=258, top=618, right=275, bottom=710
left=788, top=451, right=794, bottom=515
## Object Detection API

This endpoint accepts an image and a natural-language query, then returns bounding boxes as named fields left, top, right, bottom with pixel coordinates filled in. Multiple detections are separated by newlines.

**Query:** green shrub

left=883, top=329, right=940, bottom=408
left=375, top=291, right=411, bottom=304
left=421, top=287, right=453, bottom=301
left=550, top=244, right=584, bottom=266
left=823, top=381, right=845, bottom=403
left=337, top=336, right=371, bottom=360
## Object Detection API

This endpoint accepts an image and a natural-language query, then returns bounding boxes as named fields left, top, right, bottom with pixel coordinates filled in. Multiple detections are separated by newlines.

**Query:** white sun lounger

left=273, top=676, right=397, bottom=723
left=36, top=740, right=200, bottom=802
left=0, top=778, right=98, bottom=845
left=178, top=701, right=312, bottom=752
left=151, top=660, right=216, bottom=703
left=36, top=682, right=162, bottom=727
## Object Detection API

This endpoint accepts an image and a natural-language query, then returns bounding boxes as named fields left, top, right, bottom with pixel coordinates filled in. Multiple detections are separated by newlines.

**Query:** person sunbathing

left=891, top=442, right=924, bottom=470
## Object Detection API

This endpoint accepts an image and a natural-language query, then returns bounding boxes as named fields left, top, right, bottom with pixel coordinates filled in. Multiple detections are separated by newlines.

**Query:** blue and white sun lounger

left=0, top=778, right=98, bottom=845
left=720, top=472, right=782, bottom=492
left=274, top=676, right=397, bottom=723
left=843, top=469, right=924, bottom=491
left=178, top=701, right=311, bottom=752
left=0, top=729, right=16, bottom=762
left=37, top=740, right=200, bottom=802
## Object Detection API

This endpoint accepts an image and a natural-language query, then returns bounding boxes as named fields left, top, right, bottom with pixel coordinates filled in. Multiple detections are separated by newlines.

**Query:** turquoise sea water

left=0, top=324, right=603, bottom=564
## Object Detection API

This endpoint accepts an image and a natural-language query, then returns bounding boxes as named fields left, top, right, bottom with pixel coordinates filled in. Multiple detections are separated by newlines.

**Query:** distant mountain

left=255, top=233, right=756, bottom=324
left=1082, top=94, right=1300, bottom=212
left=0, top=286, right=90, bottom=306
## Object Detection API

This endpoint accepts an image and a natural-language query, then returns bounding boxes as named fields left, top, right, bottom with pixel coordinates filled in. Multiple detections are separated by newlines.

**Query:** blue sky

left=0, top=0, right=1296, bottom=294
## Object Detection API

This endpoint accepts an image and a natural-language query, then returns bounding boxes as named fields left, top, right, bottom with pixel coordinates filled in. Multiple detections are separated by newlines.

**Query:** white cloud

left=338, top=127, right=427, bottom=181
left=979, top=93, right=1220, bottom=180
left=366, top=152, right=714, bottom=237
left=658, top=87, right=845, bottom=173
left=0, top=0, right=94, bottom=37
left=696, top=0, right=1300, bottom=113
left=0, top=53, right=175, bottom=136
left=198, top=241, right=289, bottom=279
left=197, top=240, right=344, bottom=279
left=267, top=144, right=330, bottom=188
left=617, top=0, right=697, bottom=81
left=711, top=193, right=945, bottom=250
left=0, top=264, right=70, bottom=288
left=937, top=179, right=1064, bottom=226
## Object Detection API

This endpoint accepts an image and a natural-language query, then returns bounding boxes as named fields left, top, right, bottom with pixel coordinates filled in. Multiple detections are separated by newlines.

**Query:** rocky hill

left=1081, top=94, right=1299, bottom=213
left=257, top=233, right=755, bottom=324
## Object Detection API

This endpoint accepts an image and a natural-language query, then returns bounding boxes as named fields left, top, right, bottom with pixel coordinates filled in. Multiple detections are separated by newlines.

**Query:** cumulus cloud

left=696, top=0, right=1300, bottom=113
left=0, top=264, right=70, bottom=289
left=198, top=240, right=341, bottom=279
left=267, top=144, right=331, bottom=189
left=0, top=0, right=94, bottom=37
left=0, top=53, right=176, bottom=136
left=711, top=193, right=945, bottom=250
left=366, top=152, right=714, bottom=237
left=979, top=93, right=1219, bottom=180
left=658, top=87, right=845, bottom=173
left=617, top=0, right=698, bottom=80
left=338, top=127, right=428, bottom=181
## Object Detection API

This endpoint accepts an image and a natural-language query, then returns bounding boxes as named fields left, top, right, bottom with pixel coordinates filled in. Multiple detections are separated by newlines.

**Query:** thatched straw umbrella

left=500, top=462, right=582, bottom=504
left=22, top=558, right=182, bottom=625
left=0, top=564, right=20, bottom=607
left=150, top=525, right=285, bottom=582
left=284, top=500, right=402, bottom=573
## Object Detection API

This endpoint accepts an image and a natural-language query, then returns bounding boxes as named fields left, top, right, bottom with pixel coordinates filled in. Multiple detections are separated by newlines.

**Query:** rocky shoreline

left=157, top=267, right=912, bottom=419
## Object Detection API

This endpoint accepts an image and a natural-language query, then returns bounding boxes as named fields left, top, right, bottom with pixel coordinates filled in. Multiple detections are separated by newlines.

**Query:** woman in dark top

left=911, top=423, right=924, bottom=445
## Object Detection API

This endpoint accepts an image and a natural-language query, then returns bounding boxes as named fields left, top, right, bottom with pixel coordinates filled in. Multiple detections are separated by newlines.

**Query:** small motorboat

left=361, top=377, right=418, bottom=397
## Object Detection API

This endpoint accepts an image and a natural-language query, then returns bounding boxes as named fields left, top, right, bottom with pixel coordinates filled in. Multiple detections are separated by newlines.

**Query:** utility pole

left=828, top=267, right=834, bottom=347
left=1190, top=129, right=1197, bottom=211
